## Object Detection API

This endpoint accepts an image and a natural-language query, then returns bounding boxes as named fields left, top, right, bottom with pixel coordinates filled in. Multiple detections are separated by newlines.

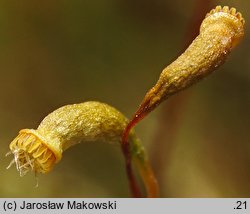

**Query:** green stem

left=129, top=133, right=159, bottom=198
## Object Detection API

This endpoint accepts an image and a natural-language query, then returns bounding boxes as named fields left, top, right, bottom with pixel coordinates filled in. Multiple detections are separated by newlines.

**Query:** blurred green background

left=0, top=0, right=249, bottom=197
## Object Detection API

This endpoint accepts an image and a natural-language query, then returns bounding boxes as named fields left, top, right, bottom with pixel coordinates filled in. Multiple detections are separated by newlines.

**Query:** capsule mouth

left=7, top=129, right=56, bottom=176
left=206, top=6, right=245, bottom=25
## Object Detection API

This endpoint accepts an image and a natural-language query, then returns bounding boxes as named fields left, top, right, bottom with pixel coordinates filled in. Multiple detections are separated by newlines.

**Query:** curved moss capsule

left=8, top=102, right=128, bottom=174
left=122, top=6, right=245, bottom=150
left=7, top=101, right=159, bottom=197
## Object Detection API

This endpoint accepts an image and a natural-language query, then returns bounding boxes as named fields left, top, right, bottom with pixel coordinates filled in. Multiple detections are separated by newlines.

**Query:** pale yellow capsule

left=124, top=6, right=245, bottom=131
left=8, top=102, right=131, bottom=175
left=122, top=7, right=245, bottom=187
left=7, top=101, right=159, bottom=197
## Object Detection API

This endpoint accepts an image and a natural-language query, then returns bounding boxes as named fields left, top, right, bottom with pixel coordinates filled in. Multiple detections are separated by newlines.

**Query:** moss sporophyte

left=7, top=6, right=244, bottom=198
left=7, top=102, right=158, bottom=197
left=122, top=5, right=244, bottom=196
